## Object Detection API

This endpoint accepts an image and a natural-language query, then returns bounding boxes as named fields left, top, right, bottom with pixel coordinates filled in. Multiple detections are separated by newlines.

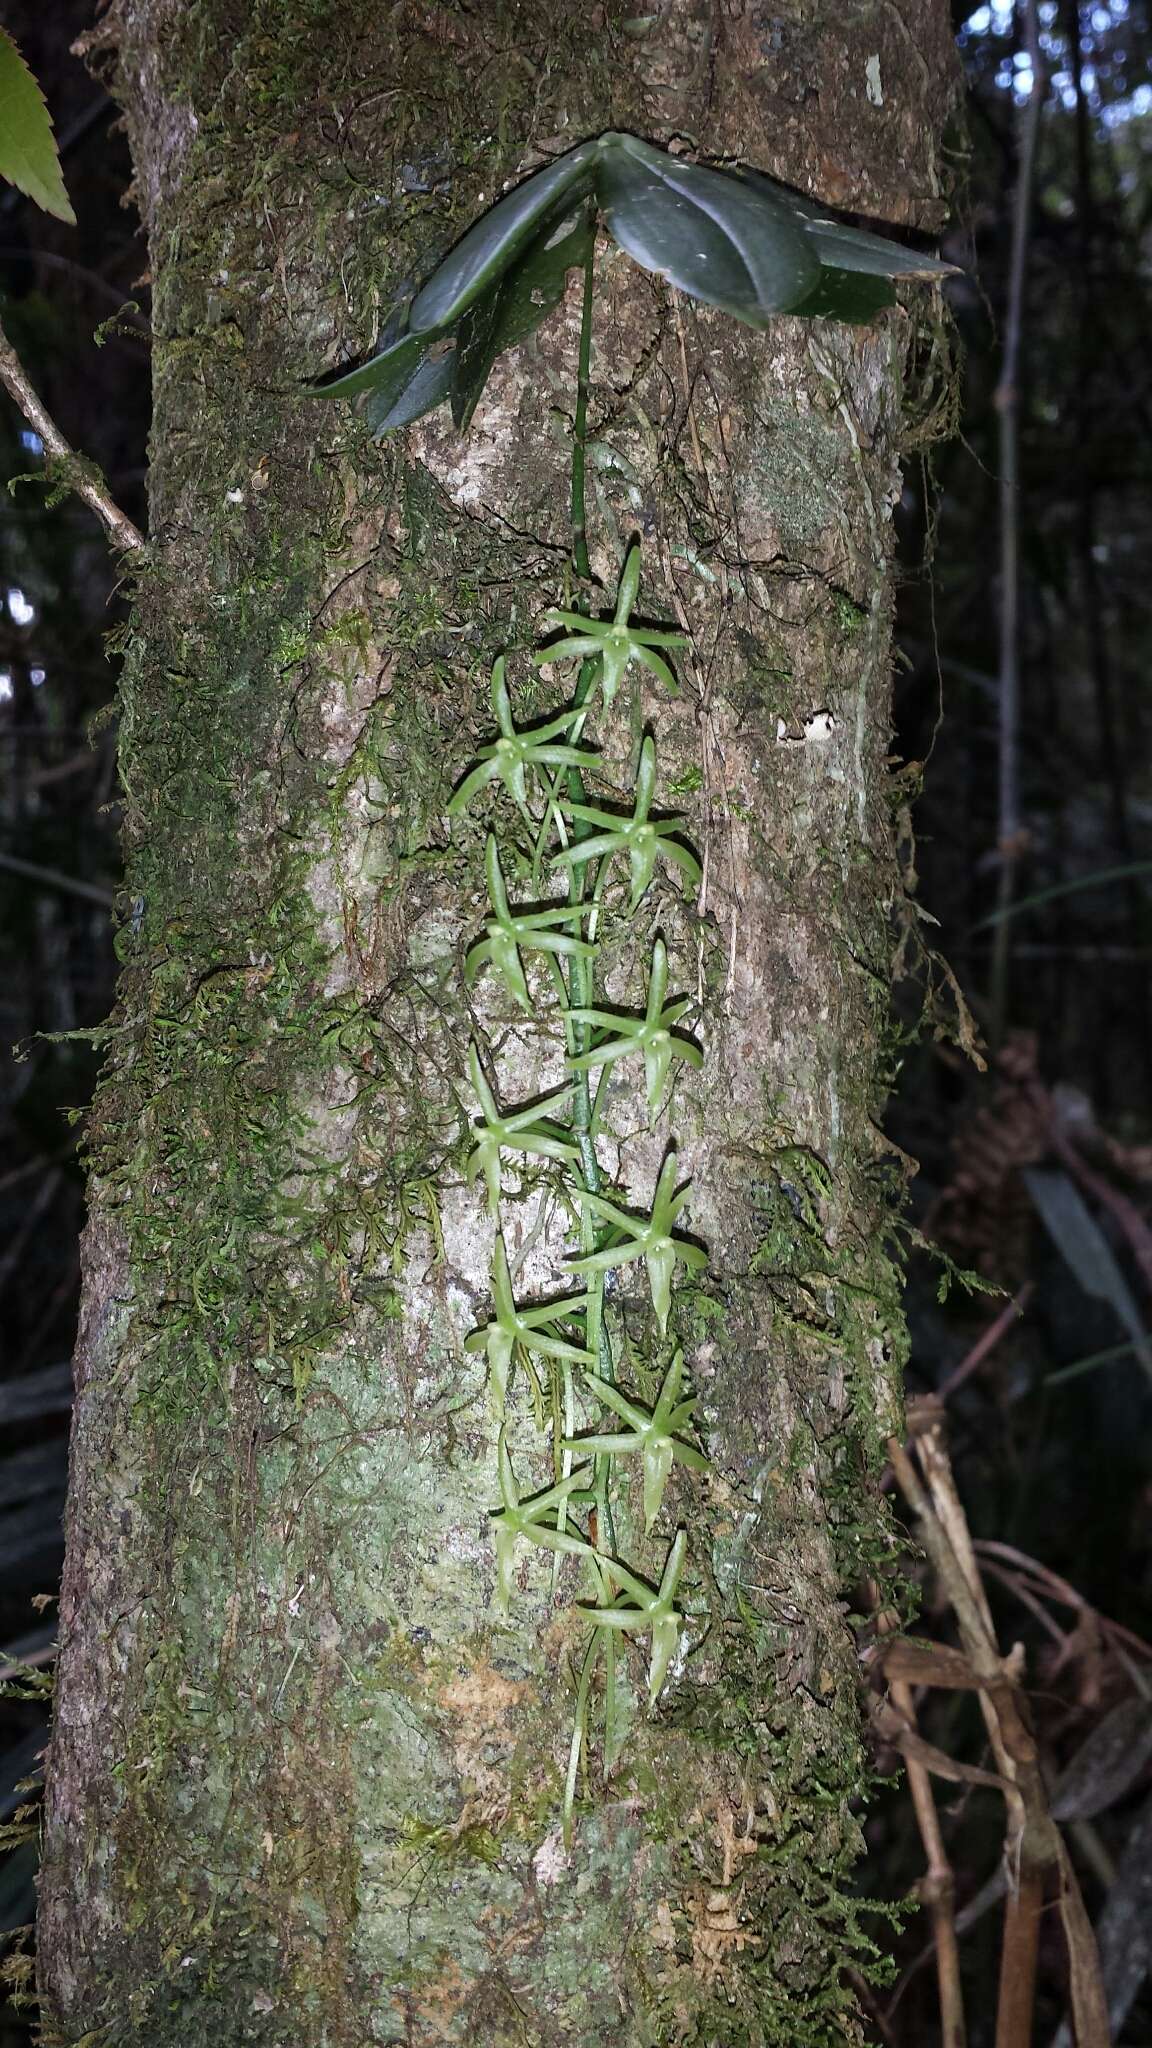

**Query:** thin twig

left=890, top=1411, right=1110, bottom=2048
left=889, top=1658, right=968, bottom=2047
left=939, top=1284, right=1034, bottom=1398
left=975, top=1539, right=1152, bottom=1663
left=0, top=1641, right=57, bottom=1686
left=0, top=313, right=145, bottom=554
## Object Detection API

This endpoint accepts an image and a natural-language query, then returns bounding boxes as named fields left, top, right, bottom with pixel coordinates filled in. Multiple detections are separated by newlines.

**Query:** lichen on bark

left=38, top=2, right=958, bottom=2043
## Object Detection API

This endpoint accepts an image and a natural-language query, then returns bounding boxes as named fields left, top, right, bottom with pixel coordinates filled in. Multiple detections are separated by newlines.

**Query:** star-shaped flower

left=466, top=835, right=596, bottom=1013
left=566, top=1150, right=708, bottom=1334
left=566, top=936, right=702, bottom=1118
left=551, top=736, right=701, bottom=911
left=466, top=1233, right=596, bottom=1417
left=488, top=1427, right=595, bottom=1612
left=564, top=1349, right=710, bottom=1532
left=464, top=1042, right=580, bottom=1216
left=580, top=1527, right=687, bottom=1704
left=533, top=540, right=686, bottom=710
left=448, top=658, right=599, bottom=819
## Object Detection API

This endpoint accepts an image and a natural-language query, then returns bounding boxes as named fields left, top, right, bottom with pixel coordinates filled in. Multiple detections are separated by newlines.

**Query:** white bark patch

left=532, top=1828, right=571, bottom=1886
left=410, top=360, right=524, bottom=513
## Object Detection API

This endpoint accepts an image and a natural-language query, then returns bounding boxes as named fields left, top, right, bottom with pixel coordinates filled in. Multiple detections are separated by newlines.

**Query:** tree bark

left=38, top=4, right=957, bottom=2042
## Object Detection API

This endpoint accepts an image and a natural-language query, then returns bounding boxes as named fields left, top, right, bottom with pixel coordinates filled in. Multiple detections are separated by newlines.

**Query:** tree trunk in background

left=38, top=4, right=956, bottom=2042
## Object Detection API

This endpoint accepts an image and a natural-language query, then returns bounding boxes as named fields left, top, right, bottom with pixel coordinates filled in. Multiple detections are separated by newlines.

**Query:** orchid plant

left=311, top=124, right=952, bottom=1845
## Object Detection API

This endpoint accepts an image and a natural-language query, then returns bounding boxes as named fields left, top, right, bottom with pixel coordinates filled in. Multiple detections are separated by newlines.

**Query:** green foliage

left=309, top=129, right=955, bottom=433
left=0, top=28, right=75, bottom=224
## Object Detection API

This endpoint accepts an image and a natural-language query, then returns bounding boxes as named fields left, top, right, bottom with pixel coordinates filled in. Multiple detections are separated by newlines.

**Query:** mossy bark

left=38, top=3, right=957, bottom=2043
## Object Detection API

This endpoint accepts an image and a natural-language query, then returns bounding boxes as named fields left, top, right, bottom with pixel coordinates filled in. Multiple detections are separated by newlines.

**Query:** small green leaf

left=0, top=29, right=75, bottom=225
left=598, top=134, right=819, bottom=324
left=452, top=205, right=595, bottom=431
left=409, top=140, right=600, bottom=334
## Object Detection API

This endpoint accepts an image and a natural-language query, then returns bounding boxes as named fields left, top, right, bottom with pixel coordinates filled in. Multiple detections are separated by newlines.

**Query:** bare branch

left=0, top=313, right=145, bottom=554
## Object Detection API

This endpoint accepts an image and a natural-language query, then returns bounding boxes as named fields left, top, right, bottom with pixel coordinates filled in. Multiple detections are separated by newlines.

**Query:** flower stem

left=570, top=244, right=595, bottom=585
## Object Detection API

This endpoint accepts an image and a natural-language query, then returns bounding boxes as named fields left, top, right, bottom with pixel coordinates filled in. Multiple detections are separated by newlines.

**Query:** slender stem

left=570, top=244, right=595, bottom=584
left=0, top=314, right=145, bottom=555
left=563, top=1632, right=600, bottom=1848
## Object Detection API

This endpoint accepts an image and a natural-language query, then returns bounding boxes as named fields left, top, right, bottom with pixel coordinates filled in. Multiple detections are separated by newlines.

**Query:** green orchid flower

left=465, top=1042, right=580, bottom=1216
left=567, top=1150, right=708, bottom=1334
left=565, top=1349, right=709, bottom=1532
left=466, top=834, right=596, bottom=1012
left=488, top=1427, right=595, bottom=1612
left=551, top=735, right=701, bottom=911
left=448, top=657, right=599, bottom=819
left=566, top=936, right=702, bottom=1118
left=533, top=541, right=685, bottom=710
left=466, top=1232, right=596, bottom=1417
left=581, top=1527, right=687, bottom=1704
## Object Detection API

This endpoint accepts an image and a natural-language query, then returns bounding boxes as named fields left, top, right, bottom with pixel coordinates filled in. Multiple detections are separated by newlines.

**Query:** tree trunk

left=38, top=4, right=956, bottom=2042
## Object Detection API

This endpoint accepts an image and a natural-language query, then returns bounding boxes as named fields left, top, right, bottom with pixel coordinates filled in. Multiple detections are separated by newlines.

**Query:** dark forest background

left=1, top=3, right=1149, bottom=2041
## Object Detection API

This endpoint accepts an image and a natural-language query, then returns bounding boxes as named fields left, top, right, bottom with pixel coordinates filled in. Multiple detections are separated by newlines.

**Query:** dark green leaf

left=409, top=140, right=599, bottom=333
left=364, top=343, right=456, bottom=436
left=598, top=133, right=819, bottom=323
left=307, top=324, right=435, bottom=400
left=793, top=267, right=897, bottom=323
left=451, top=205, right=595, bottom=431
left=739, top=168, right=957, bottom=281
left=0, top=27, right=75, bottom=225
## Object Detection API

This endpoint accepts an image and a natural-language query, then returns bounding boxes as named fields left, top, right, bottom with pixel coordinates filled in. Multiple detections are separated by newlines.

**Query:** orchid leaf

left=311, top=132, right=955, bottom=422
left=599, top=134, right=820, bottom=323
left=364, top=344, right=456, bottom=434
left=794, top=268, right=898, bottom=324
left=741, top=169, right=957, bottom=281
left=307, top=322, right=433, bottom=400
left=410, top=140, right=600, bottom=333
left=452, top=204, right=596, bottom=430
